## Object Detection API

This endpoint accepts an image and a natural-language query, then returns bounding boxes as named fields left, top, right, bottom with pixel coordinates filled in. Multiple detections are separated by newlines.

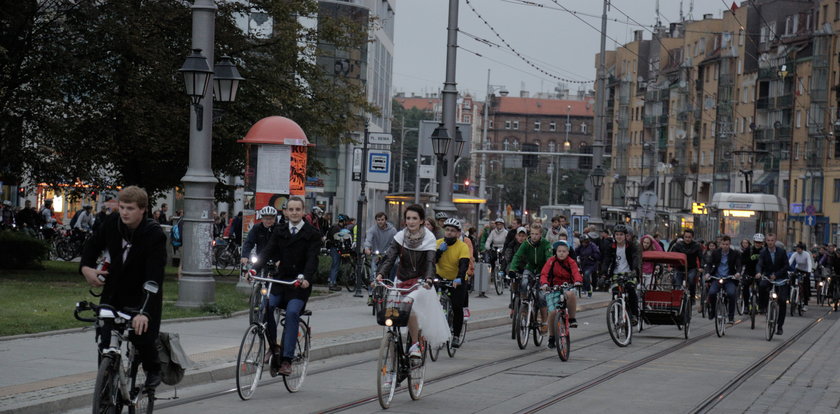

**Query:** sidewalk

left=0, top=287, right=612, bottom=414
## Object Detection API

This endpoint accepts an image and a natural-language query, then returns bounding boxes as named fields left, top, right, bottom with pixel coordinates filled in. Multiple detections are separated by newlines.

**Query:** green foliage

left=391, top=102, right=433, bottom=192
left=0, top=230, right=49, bottom=269
left=0, top=0, right=374, bottom=198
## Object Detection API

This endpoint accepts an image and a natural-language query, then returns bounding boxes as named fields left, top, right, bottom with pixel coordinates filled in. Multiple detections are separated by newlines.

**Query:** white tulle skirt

left=408, top=286, right=451, bottom=348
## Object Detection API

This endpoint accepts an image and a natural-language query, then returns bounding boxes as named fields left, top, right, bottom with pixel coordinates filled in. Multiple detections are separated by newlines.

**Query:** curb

left=1, top=299, right=610, bottom=414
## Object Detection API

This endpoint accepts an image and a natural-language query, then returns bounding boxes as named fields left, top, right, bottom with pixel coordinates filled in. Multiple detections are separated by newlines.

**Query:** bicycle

left=708, top=275, right=735, bottom=338
left=746, top=278, right=759, bottom=329
left=735, top=281, right=745, bottom=315
left=699, top=273, right=709, bottom=318
left=508, top=272, right=522, bottom=340
left=514, top=270, right=545, bottom=350
left=606, top=273, right=636, bottom=347
left=212, top=236, right=240, bottom=276
left=367, top=251, right=385, bottom=316
left=828, top=275, right=840, bottom=311
left=545, top=283, right=574, bottom=361
left=429, top=278, right=468, bottom=360
left=374, top=280, right=426, bottom=409
left=235, top=275, right=311, bottom=400
left=337, top=248, right=358, bottom=292
left=491, top=248, right=506, bottom=295
left=73, top=281, right=160, bottom=414
left=789, top=270, right=807, bottom=317
left=763, top=276, right=789, bottom=341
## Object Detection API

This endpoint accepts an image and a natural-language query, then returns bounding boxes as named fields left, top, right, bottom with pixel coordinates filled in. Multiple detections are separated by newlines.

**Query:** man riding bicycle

left=435, top=218, right=471, bottom=348
left=788, top=241, right=814, bottom=312
left=740, top=234, right=764, bottom=309
left=670, top=228, right=702, bottom=305
left=508, top=223, right=553, bottom=334
left=254, top=197, right=321, bottom=376
left=704, top=235, right=741, bottom=324
left=756, top=233, right=789, bottom=335
left=363, top=212, right=397, bottom=299
left=240, top=206, right=281, bottom=266
left=604, top=224, right=641, bottom=325
left=79, top=186, right=165, bottom=389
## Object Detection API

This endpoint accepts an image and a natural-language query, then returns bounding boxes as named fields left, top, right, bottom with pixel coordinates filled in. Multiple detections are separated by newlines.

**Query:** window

left=513, top=120, right=519, bottom=130
left=534, top=120, right=541, bottom=131
left=738, top=59, right=743, bottom=74
left=836, top=1, right=840, bottom=21
left=549, top=121, right=556, bottom=131
left=835, top=135, right=840, bottom=158
left=548, top=141, right=556, bottom=152
left=503, top=139, right=510, bottom=150
left=796, top=110, right=802, bottom=128
left=834, top=179, right=840, bottom=202
left=504, top=120, right=511, bottom=129
left=581, top=123, right=588, bottom=134
left=489, top=120, right=494, bottom=129
left=794, top=142, right=800, bottom=160
left=463, top=115, right=471, bottom=123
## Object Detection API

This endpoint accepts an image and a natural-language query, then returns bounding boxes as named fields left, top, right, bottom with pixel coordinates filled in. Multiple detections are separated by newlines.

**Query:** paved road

left=62, top=302, right=840, bottom=414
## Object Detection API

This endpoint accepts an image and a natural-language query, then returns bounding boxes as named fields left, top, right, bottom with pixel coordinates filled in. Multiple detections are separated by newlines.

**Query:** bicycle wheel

left=681, top=293, right=691, bottom=340
left=531, top=305, right=545, bottom=347
left=235, top=324, right=266, bottom=400
left=715, top=296, right=726, bottom=337
left=407, top=335, right=426, bottom=401
left=789, top=287, right=797, bottom=317
left=216, top=250, right=238, bottom=276
left=556, top=310, right=570, bottom=361
left=283, top=320, right=310, bottom=393
left=57, top=239, right=76, bottom=261
left=736, top=285, right=745, bottom=315
left=510, top=297, right=520, bottom=340
left=494, top=268, right=505, bottom=295
left=128, top=365, right=154, bottom=414
left=700, top=284, right=708, bottom=318
left=606, top=300, right=632, bottom=347
left=92, top=355, right=121, bottom=414
left=766, top=301, right=777, bottom=341
left=376, top=332, right=398, bottom=409
left=749, top=294, right=757, bottom=330
left=248, top=285, right=262, bottom=325
left=343, top=260, right=356, bottom=292
left=516, top=301, right=531, bottom=349
left=428, top=342, right=441, bottom=362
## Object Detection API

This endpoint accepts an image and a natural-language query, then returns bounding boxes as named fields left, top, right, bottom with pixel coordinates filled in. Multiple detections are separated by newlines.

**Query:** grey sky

left=392, top=0, right=730, bottom=99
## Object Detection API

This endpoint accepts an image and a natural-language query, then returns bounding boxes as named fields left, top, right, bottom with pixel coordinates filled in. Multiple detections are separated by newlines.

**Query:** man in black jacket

left=705, top=235, right=741, bottom=323
left=756, top=233, right=789, bottom=335
left=240, top=206, right=280, bottom=265
left=256, top=197, right=321, bottom=376
left=603, top=224, right=641, bottom=323
left=670, top=228, right=703, bottom=303
left=80, top=186, right=166, bottom=389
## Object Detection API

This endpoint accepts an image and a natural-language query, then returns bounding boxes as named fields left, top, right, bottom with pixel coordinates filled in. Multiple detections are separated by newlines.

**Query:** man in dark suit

left=704, top=235, right=741, bottom=323
left=756, top=232, right=789, bottom=335
left=256, top=196, right=321, bottom=376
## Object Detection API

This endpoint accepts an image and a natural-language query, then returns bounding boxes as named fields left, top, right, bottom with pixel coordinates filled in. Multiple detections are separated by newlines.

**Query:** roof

left=238, top=116, right=309, bottom=146
left=394, top=97, right=438, bottom=112
left=494, top=97, right=594, bottom=117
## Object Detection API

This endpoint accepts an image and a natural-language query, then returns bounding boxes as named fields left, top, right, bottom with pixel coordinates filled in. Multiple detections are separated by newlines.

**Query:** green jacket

left=510, top=238, right=552, bottom=274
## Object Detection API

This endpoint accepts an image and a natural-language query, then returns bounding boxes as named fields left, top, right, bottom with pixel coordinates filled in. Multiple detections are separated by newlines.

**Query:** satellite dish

left=676, top=129, right=686, bottom=139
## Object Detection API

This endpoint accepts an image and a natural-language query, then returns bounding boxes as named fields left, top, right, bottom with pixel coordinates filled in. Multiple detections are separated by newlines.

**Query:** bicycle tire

left=248, top=284, right=262, bottom=325
left=516, top=301, right=531, bottom=349
left=681, top=292, right=691, bottom=340
left=556, top=310, right=570, bottom=361
left=92, top=355, right=121, bottom=414
left=606, top=300, right=632, bottom=347
left=235, top=324, right=265, bottom=400
left=715, top=296, right=726, bottom=337
left=215, top=250, right=238, bottom=276
left=342, top=260, right=356, bottom=292
left=766, top=301, right=777, bottom=341
left=376, top=332, right=398, bottom=409
left=283, top=320, right=310, bottom=393
left=749, top=294, right=757, bottom=330
left=428, top=342, right=441, bottom=361
left=736, top=285, right=745, bottom=315
left=789, top=287, right=797, bottom=317
left=531, top=304, right=545, bottom=347
left=494, top=267, right=505, bottom=295
left=511, top=297, right=520, bottom=340
left=128, top=366, right=154, bottom=414
left=407, top=334, right=426, bottom=400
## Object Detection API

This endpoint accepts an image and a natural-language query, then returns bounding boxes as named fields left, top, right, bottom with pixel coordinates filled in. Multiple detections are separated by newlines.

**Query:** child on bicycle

left=540, top=241, right=582, bottom=349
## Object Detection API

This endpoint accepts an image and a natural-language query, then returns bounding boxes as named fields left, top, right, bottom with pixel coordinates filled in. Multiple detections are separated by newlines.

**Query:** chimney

left=520, top=90, right=530, bottom=98
left=634, top=30, right=643, bottom=42
left=703, top=13, right=713, bottom=20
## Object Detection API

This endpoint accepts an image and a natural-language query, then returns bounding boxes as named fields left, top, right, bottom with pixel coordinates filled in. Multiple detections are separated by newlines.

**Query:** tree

left=390, top=101, right=432, bottom=192
left=0, top=0, right=373, bottom=198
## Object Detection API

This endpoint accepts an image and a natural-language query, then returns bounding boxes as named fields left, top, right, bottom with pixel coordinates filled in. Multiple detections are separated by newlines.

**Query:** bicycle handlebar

left=249, top=274, right=305, bottom=286
left=375, top=279, right=422, bottom=292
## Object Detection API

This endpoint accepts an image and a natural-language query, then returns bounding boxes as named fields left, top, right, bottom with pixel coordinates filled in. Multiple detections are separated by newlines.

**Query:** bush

left=0, top=230, right=51, bottom=269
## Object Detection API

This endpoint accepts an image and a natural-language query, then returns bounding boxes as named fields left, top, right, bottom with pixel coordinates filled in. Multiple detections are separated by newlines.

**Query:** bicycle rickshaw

left=638, top=251, right=692, bottom=339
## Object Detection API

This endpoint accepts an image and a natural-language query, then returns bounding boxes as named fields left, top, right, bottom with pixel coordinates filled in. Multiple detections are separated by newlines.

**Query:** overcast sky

left=392, top=0, right=731, bottom=99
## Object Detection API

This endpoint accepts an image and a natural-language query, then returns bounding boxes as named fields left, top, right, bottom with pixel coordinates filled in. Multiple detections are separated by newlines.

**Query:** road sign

left=805, top=204, right=816, bottom=216
left=352, top=148, right=362, bottom=181
left=639, top=191, right=658, bottom=209
left=368, top=133, right=393, bottom=145
left=419, top=165, right=435, bottom=179
left=805, top=215, right=816, bottom=227
left=367, top=151, right=391, bottom=183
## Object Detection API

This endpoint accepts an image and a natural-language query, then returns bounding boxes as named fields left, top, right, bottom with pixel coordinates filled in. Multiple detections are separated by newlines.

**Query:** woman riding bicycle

left=540, top=241, right=582, bottom=349
left=377, top=204, right=448, bottom=360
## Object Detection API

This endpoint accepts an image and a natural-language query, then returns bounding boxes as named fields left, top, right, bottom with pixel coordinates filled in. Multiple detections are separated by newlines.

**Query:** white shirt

left=289, top=221, right=303, bottom=235
left=789, top=251, right=814, bottom=272
left=615, top=245, right=630, bottom=274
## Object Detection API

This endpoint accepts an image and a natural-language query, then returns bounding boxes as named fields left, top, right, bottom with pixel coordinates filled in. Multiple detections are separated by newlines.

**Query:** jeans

left=582, top=268, right=595, bottom=293
left=328, top=248, right=340, bottom=285
left=759, top=278, right=790, bottom=328
left=675, top=268, right=699, bottom=298
left=708, top=279, right=738, bottom=320
left=265, top=293, right=305, bottom=360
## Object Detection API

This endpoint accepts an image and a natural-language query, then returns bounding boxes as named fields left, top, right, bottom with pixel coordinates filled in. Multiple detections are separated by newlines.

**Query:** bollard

left=474, top=262, right=490, bottom=298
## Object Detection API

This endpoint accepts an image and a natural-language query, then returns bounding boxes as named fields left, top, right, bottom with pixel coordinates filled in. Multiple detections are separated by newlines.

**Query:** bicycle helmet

left=312, top=206, right=324, bottom=215
left=258, top=206, right=277, bottom=217
left=434, top=211, right=448, bottom=220
left=588, top=232, right=600, bottom=240
left=337, top=214, right=348, bottom=223
left=516, top=226, right=528, bottom=234
left=613, top=224, right=628, bottom=234
left=753, top=233, right=765, bottom=242
left=494, top=217, right=505, bottom=224
left=552, top=240, right=571, bottom=252
left=442, top=217, right=462, bottom=231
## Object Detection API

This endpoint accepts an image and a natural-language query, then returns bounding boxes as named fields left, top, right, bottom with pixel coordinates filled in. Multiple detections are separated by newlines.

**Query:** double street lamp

left=179, top=50, right=244, bottom=131
left=430, top=123, right=465, bottom=177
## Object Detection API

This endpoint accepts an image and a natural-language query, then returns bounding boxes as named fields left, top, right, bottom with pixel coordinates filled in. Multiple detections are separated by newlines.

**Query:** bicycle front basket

left=546, top=290, right=566, bottom=312
left=376, top=290, right=414, bottom=327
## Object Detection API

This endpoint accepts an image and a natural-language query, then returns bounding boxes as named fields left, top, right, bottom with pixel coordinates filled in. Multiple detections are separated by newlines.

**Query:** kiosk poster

left=290, top=146, right=307, bottom=195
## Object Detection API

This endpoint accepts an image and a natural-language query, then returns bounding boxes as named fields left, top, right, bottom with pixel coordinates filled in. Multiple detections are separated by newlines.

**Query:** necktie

left=291, top=226, right=297, bottom=235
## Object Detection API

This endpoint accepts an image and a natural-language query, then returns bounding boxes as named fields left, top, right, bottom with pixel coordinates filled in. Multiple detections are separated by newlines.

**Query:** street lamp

left=179, top=49, right=213, bottom=130
left=431, top=123, right=452, bottom=158
left=590, top=164, right=605, bottom=203
left=454, top=126, right=466, bottom=161
left=213, top=56, right=244, bottom=103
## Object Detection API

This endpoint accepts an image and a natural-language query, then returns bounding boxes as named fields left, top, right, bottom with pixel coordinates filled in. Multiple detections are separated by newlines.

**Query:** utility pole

left=354, top=122, right=369, bottom=297
left=436, top=0, right=460, bottom=216
left=587, top=0, right=609, bottom=228
left=479, top=69, right=490, bottom=204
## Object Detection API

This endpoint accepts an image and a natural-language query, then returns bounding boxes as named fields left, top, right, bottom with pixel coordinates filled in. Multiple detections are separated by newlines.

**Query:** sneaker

left=451, top=337, right=461, bottom=348
left=587, top=291, right=592, bottom=298
left=802, top=305, right=808, bottom=312
left=547, top=336, right=556, bottom=349
left=569, top=318, right=578, bottom=328
left=409, top=342, right=422, bottom=359
left=539, top=324, right=548, bottom=334
left=463, top=308, right=471, bottom=321
left=353, top=290, right=364, bottom=298
left=630, top=316, right=638, bottom=326
left=144, top=370, right=162, bottom=389
left=776, top=327, right=784, bottom=335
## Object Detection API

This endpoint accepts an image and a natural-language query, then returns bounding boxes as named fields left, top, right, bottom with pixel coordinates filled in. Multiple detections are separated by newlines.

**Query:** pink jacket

left=641, top=235, right=663, bottom=274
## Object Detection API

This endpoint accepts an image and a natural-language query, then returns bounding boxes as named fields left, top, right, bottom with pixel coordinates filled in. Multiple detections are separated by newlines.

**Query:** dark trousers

left=447, top=283, right=467, bottom=337
left=98, top=320, right=160, bottom=373
left=265, top=294, right=305, bottom=361
left=759, top=278, right=790, bottom=328
left=708, top=279, right=738, bottom=320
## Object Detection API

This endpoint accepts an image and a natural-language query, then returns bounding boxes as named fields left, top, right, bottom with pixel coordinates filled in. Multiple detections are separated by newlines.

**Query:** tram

left=707, top=192, right=787, bottom=242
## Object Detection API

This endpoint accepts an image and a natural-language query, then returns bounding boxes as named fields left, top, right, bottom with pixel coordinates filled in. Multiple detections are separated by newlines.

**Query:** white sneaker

left=463, top=308, right=471, bottom=321
left=409, top=342, right=422, bottom=359
left=802, top=305, right=808, bottom=312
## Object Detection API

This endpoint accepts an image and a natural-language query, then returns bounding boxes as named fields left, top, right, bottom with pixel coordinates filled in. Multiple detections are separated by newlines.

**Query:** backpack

left=156, top=332, right=192, bottom=386
left=37, top=207, right=49, bottom=226
left=69, top=210, right=81, bottom=228
left=171, top=221, right=182, bottom=247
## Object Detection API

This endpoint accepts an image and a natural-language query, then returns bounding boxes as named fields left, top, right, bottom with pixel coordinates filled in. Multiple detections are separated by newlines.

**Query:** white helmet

left=258, top=206, right=277, bottom=217
left=753, top=233, right=765, bottom=242
left=442, top=218, right=462, bottom=231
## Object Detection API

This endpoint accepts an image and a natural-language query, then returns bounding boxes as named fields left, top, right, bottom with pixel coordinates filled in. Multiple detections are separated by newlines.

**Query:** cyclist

left=326, top=214, right=350, bottom=291
left=79, top=186, right=165, bottom=389
left=604, top=224, right=641, bottom=325
left=240, top=206, right=280, bottom=266
left=484, top=217, right=508, bottom=263
left=788, top=241, right=813, bottom=312
left=508, top=223, right=553, bottom=334
left=540, top=240, right=582, bottom=349
left=376, top=204, right=439, bottom=360
left=756, top=233, right=789, bottom=335
left=364, top=212, right=397, bottom=297
left=670, top=228, right=703, bottom=304
left=72, top=204, right=94, bottom=241
left=435, top=218, right=471, bottom=348
left=704, top=235, right=741, bottom=324
left=577, top=232, right=601, bottom=298
left=740, top=234, right=764, bottom=307
left=545, top=216, right=566, bottom=245
left=254, top=197, right=321, bottom=376
left=434, top=211, right=448, bottom=231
